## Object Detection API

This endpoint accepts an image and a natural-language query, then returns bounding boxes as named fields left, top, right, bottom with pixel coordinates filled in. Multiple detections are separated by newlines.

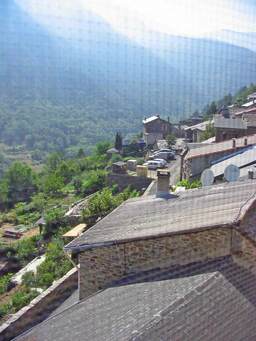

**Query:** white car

left=154, top=148, right=174, bottom=154
left=153, top=151, right=176, bottom=161
left=153, top=158, right=167, bottom=167
left=144, top=161, right=162, bottom=170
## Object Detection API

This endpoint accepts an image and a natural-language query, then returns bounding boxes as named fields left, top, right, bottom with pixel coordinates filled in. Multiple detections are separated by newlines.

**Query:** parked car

left=154, top=148, right=175, bottom=154
left=143, top=160, right=163, bottom=170
left=153, top=158, right=167, bottom=167
left=153, top=151, right=176, bottom=161
left=156, top=148, right=173, bottom=153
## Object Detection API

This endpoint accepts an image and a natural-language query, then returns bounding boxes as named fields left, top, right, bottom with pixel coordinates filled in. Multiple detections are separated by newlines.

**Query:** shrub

left=176, top=179, right=201, bottom=189
left=81, top=170, right=106, bottom=195
left=44, top=207, right=66, bottom=237
left=11, top=288, right=38, bottom=312
left=35, top=238, right=73, bottom=289
left=83, top=186, right=139, bottom=223
left=22, top=271, right=36, bottom=288
left=15, top=236, right=38, bottom=263
left=0, top=273, right=13, bottom=295
left=0, top=303, right=10, bottom=318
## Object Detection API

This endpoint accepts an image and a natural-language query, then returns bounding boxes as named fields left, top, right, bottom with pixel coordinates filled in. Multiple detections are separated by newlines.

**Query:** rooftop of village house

left=65, top=180, right=256, bottom=252
left=185, top=133, right=256, bottom=159
left=15, top=255, right=256, bottom=341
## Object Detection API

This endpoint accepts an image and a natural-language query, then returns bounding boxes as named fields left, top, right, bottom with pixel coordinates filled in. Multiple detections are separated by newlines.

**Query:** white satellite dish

left=201, top=169, right=214, bottom=187
left=224, top=164, right=240, bottom=182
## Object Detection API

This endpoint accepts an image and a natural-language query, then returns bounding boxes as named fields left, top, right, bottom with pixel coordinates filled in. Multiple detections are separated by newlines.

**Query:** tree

left=15, top=237, right=38, bottom=263
left=30, top=193, right=47, bottom=212
left=0, top=180, right=9, bottom=207
left=95, top=141, right=111, bottom=156
left=82, top=170, right=106, bottom=195
left=44, top=207, right=66, bottom=236
left=43, top=173, right=64, bottom=195
left=46, top=152, right=63, bottom=172
left=114, top=132, right=123, bottom=152
left=166, top=133, right=176, bottom=147
left=4, top=162, right=37, bottom=205
left=200, top=123, right=215, bottom=142
left=207, top=101, right=217, bottom=117
left=77, top=148, right=85, bottom=158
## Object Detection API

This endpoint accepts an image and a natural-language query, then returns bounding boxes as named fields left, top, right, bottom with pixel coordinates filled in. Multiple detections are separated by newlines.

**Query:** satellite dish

left=224, top=164, right=240, bottom=182
left=201, top=169, right=214, bottom=187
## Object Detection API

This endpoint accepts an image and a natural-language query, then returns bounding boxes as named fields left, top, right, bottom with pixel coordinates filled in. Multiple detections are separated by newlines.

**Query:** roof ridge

left=233, top=188, right=256, bottom=224
left=130, top=260, right=232, bottom=340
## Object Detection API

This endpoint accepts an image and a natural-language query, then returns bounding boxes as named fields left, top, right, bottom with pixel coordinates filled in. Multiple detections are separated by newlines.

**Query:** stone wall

left=231, top=229, right=256, bottom=273
left=0, top=267, right=78, bottom=341
left=183, top=148, right=244, bottom=178
left=231, top=204, right=256, bottom=272
left=215, top=127, right=247, bottom=143
left=107, top=173, right=153, bottom=192
left=79, top=227, right=231, bottom=299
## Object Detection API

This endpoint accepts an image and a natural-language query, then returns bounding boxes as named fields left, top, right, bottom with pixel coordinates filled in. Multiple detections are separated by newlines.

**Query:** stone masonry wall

left=231, top=229, right=256, bottom=274
left=0, top=267, right=78, bottom=341
left=231, top=205, right=256, bottom=273
left=79, top=227, right=231, bottom=299
left=107, top=173, right=152, bottom=192
left=183, top=147, right=248, bottom=179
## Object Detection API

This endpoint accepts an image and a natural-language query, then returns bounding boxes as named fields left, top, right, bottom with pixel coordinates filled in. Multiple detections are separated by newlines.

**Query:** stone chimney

left=156, top=170, right=171, bottom=199
left=248, top=169, right=255, bottom=180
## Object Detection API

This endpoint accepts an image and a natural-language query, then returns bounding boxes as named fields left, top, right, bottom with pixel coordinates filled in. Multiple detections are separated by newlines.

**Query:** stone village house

left=183, top=133, right=256, bottom=179
left=214, top=108, right=256, bottom=143
left=12, top=172, right=256, bottom=341
left=143, top=115, right=172, bottom=146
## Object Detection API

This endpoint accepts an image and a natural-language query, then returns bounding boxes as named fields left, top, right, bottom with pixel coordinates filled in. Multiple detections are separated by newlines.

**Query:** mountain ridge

left=0, top=0, right=256, bottom=153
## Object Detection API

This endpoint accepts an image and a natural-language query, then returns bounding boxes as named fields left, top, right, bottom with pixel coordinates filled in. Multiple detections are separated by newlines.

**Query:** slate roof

left=210, top=145, right=256, bottom=177
left=234, top=106, right=256, bottom=117
left=184, top=120, right=211, bottom=132
left=142, top=115, right=159, bottom=124
left=186, top=133, right=256, bottom=159
left=65, top=180, right=256, bottom=251
left=16, top=256, right=256, bottom=341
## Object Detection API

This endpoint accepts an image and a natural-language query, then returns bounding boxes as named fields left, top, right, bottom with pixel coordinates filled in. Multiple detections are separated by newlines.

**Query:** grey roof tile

left=65, top=180, right=256, bottom=251
left=16, top=256, right=256, bottom=341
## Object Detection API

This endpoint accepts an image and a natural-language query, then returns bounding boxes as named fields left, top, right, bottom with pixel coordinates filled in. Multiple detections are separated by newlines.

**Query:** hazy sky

left=16, top=0, right=256, bottom=39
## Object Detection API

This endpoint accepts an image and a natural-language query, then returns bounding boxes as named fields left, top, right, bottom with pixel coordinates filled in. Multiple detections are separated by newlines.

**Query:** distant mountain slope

left=0, top=0, right=256, bottom=153
left=205, top=30, right=256, bottom=52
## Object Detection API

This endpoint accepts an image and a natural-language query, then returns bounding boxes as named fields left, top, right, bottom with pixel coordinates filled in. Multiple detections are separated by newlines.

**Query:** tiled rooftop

left=186, top=133, right=256, bottom=159
left=65, top=180, right=256, bottom=251
left=16, top=256, right=256, bottom=341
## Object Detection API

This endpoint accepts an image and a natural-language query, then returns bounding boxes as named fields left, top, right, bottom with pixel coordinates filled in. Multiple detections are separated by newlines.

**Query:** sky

left=16, top=0, right=256, bottom=39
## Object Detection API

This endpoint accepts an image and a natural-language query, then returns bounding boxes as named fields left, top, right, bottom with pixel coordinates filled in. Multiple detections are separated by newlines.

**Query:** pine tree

left=114, top=132, right=123, bottom=151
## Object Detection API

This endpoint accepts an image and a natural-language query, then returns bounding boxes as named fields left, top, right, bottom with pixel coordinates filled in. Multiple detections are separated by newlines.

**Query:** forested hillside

left=1, top=0, right=256, bottom=155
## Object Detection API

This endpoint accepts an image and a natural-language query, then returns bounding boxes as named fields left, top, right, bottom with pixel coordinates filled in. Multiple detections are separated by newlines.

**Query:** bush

left=44, top=207, right=66, bottom=237
left=0, top=288, right=38, bottom=319
left=176, top=179, right=201, bottom=189
left=83, top=186, right=139, bottom=223
left=22, top=271, right=36, bottom=288
left=0, top=303, right=11, bottom=318
left=81, top=170, right=106, bottom=195
left=11, top=288, right=38, bottom=312
left=35, top=238, right=73, bottom=289
left=0, top=273, right=13, bottom=295
left=15, top=236, right=39, bottom=263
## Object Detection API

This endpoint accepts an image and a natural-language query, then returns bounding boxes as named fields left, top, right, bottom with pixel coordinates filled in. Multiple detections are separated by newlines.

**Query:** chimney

left=248, top=169, right=254, bottom=180
left=156, top=170, right=171, bottom=199
left=232, top=138, right=236, bottom=149
left=244, top=137, right=248, bottom=146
